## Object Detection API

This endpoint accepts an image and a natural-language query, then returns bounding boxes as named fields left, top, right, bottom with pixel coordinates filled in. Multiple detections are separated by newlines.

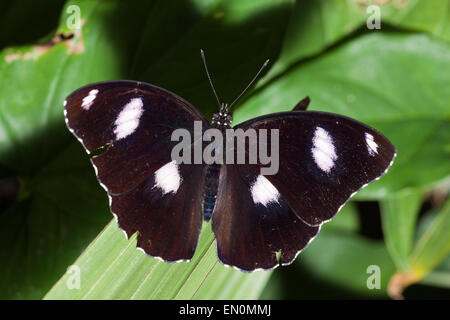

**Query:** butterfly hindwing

left=212, top=164, right=319, bottom=271
left=110, top=162, right=206, bottom=261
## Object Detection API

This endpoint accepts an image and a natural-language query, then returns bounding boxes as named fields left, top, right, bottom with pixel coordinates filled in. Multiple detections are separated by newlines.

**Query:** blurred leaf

left=264, top=0, right=367, bottom=80
left=236, top=33, right=450, bottom=199
left=380, top=189, right=422, bottom=270
left=299, top=231, right=395, bottom=298
left=0, top=0, right=150, bottom=173
left=44, top=221, right=271, bottom=299
left=289, top=202, right=394, bottom=299
left=0, top=0, right=66, bottom=49
left=0, top=0, right=135, bottom=299
left=0, top=0, right=292, bottom=299
left=0, top=144, right=110, bottom=299
left=387, top=198, right=450, bottom=299
left=382, top=0, right=450, bottom=43
left=409, top=201, right=450, bottom=289
left=410, top=198, right=450, bottom=276
left=320, top=201, right=360, bottom=233
left=129, top=0, right=293, bottom=119
left=263, top=0, right=450, bottom=83
left=420, top=254, right=450, bottom=289
left=260, top=203, right=363, bottom=299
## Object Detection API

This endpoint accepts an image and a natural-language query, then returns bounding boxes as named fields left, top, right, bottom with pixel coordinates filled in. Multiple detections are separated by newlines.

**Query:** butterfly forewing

left=65, top=81, right=209, bottom=195
left=233, top=111, right=396, bottom=226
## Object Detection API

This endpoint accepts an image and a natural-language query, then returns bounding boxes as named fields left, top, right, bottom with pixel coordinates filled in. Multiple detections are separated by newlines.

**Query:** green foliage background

left=0, top=0, right=449, bottom=299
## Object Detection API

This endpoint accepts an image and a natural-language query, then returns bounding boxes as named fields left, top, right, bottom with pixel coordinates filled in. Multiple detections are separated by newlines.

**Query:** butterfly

left=64, top=51, right=396, bottom=271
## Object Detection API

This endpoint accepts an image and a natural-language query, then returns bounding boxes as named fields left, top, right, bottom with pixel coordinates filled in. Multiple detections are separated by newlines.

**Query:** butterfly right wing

left=211, top=108, right=395, bottom=270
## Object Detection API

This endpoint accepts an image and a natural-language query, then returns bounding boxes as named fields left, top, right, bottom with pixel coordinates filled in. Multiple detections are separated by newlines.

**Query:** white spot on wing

left=153, top=161, right=182, bottom=195
left=81, top=89, right=99, bottom=110
left=365, top=132, right=378, bottom=156
left=312, top=127, right=337, bottom=173
left=250, top=175, right=280, bottom=206
left=114, top=98, right=144, bottom=140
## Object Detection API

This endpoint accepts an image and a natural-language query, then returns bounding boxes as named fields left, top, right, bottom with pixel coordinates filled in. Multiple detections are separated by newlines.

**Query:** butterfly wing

left=211, top=110, right=395, bottom=270
left=212, top=164, right=319, bottom=271
left=111, top=162, right=206, bottom=261
left=234, top=111, right=396, bottom=227
left=64, top=80, right=209, bottom=261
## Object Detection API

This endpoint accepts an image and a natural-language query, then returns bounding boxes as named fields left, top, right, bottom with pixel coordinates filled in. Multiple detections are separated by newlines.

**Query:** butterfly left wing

left=64, top=80, right=210, bottom=261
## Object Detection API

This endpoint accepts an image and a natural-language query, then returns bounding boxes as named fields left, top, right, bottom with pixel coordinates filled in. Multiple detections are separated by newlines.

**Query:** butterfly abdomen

left=202, top=164, right=221, bottom=221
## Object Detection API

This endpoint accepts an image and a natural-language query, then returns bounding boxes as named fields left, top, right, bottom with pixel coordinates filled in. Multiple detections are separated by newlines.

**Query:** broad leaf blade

left=263, top=0, right=450, bottom=84
left=383, top=0, right=450, bottom=43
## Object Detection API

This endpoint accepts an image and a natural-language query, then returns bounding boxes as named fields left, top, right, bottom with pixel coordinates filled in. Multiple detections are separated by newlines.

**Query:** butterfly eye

left=227, top=115, right=233, bottom=122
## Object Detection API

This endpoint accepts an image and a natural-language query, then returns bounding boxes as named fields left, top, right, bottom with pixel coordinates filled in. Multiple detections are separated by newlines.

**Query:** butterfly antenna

left=200, top=49, right=221, bottom=108
left=228, top=58, right=270, bottom=110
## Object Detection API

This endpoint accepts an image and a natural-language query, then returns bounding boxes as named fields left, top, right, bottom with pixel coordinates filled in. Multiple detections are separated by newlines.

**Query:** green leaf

left=264, top=0, right=367, bottom=80
left=44, top=221, right=271, bottom=299
left=292, top=203, right=394, bottom=298
left=320, top=201, right=360, bottom=233
left=410, top=198, right=450, bottom=277
left=235, top=33, right=450, bottom=198
left=420, top=255, right=450, bottom=289
left=0, top=1, right=129, bottom=299
left=127, top=0, right=294, bottom=119
left=0, top=1, right=65, bottom=49
left=387, top=198, right=450, bottom=299
left=263, top=0, right=450, bottom=83
left=260, top=202, right=371, bottom=299
left=380, top=189, right=422, bottom=270
left=0, top=0, right=292, bottom=299
left=0, top=144, right=110, bottom=299
left=382, top=0, right=450, bottom=43
left=297, top=231, right=395, bottom=298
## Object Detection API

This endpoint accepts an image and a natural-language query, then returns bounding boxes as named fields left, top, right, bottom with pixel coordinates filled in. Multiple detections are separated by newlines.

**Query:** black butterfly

left=64, top=53, right=395, bottom=271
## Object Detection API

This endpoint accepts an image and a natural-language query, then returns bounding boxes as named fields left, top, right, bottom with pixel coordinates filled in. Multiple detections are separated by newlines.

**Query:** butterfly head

left=211, top=103, right=232, bottom=128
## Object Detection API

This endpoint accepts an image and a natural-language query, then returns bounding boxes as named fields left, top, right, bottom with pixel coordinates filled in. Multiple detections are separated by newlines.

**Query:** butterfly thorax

left=202, top=163, right=221, bottom=221
left=211, top=103, right=232, bottom=130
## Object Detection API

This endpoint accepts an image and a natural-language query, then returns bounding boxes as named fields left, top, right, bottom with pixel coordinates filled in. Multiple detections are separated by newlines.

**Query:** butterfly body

left=64, top=80, right=395, bottom=271
left=202, top=163, right=221, bottom=221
